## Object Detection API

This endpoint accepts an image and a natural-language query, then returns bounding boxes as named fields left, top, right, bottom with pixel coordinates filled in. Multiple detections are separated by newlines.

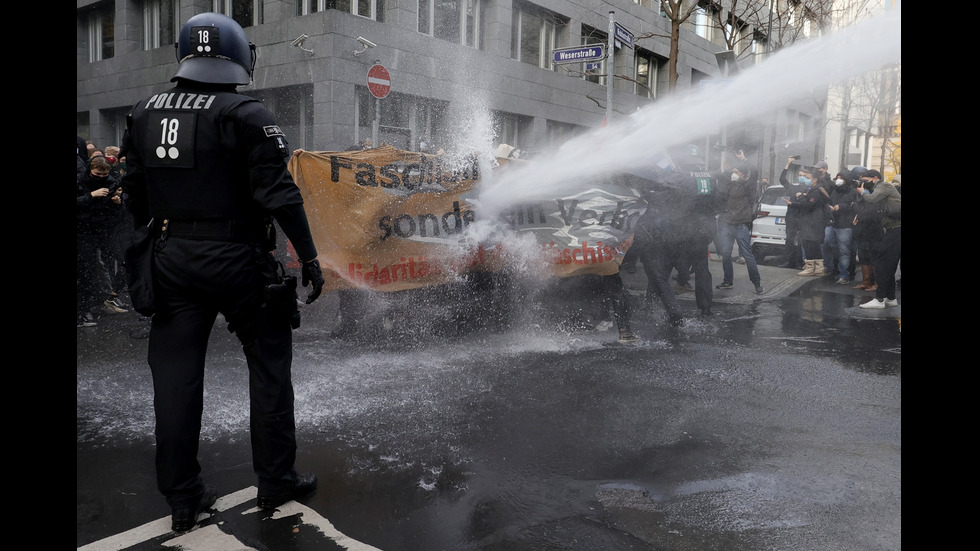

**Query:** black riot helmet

left=172, top=12, right=256, bottom=86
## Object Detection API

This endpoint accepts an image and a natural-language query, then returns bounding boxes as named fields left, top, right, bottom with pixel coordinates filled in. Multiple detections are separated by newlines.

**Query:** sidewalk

left=620, top=255, right=901, bottom=319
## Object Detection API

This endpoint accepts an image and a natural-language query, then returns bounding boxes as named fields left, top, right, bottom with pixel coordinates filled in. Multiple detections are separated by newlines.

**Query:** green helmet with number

left=172, top=12, right=255, bottom=85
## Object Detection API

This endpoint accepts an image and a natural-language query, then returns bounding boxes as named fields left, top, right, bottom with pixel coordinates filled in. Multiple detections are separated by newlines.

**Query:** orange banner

left=288, top=145, right=645, bottom=293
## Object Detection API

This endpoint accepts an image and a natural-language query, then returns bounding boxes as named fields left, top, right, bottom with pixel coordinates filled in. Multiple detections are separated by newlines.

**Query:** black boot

left=257, top=472, right=318, bottom=510
left=171, top=485, right=217, bottom=532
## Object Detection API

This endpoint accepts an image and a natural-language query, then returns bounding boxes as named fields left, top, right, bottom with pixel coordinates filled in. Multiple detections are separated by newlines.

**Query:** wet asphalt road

left=77, top=260, right=901, bottom=551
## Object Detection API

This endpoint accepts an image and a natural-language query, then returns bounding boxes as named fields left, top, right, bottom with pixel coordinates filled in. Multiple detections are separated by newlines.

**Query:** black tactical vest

left=127, top=87, right=261, bottom=221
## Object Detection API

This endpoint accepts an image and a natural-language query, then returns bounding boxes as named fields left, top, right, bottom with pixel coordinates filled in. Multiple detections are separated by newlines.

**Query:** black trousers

left=639, top=236, right=712, bottom=317
left=148, top=237, right=298, bottom=508
left=77, top=232, right=108, bottom=315
left=598, top=272, right=632, bottom=332
left=780, top=218, right=803, bottom=269
left=873, top=226, right=901, bottom=301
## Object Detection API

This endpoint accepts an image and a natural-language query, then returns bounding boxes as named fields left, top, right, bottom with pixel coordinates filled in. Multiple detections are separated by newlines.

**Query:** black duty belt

left=160, top=218, right=265, bottom=243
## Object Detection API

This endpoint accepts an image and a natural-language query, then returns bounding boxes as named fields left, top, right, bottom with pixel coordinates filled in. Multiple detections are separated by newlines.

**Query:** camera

left=791, top=155, right=801, bottom=160
left=356, top=36, right=377, bottom=48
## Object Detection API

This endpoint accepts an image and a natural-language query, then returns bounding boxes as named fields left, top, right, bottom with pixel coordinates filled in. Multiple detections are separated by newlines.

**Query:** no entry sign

left=367, top=64, right=391, bottom=99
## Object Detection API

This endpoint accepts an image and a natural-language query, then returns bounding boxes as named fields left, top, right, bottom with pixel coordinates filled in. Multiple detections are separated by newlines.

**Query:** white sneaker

left=103, top=299, right=129, bottom=314
left=883, top=298, right=899, bottom=307
left=77, top=315, right=97, bottom=328
left=860, top=298, right=886, bottom=309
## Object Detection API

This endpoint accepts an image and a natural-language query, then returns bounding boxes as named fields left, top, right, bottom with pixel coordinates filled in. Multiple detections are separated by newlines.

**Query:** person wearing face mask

left=714, top=152, right=764, bottom=294
left=813, top=160, right=833, bottom=188
left=776, top=157, right=806, bottom=269
left=823, top=168, right=860, bottom=284
left=788, top=166, right=832, bottom=277
left=855, top=169, right=901, bottom=309
left=104, top=145, right=124, bottom=178
left=77, top=155, right=128, bottom=326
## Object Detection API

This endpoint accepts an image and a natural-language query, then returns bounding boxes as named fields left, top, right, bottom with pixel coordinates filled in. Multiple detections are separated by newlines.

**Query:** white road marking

left=77, top=486, right=381, bottom=551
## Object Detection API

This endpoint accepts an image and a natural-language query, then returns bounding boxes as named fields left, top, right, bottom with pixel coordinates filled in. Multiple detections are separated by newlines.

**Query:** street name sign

left=552, top=44, right=605, bottom=65
left=614, top=23, right=634, bottom=49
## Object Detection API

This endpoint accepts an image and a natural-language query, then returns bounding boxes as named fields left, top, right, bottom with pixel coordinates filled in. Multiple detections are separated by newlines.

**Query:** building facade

left=78, top=1, right=759, bottom=154
left=823, top=0, right=901, bottom=178
left=78, top=0, right=844, bottom=184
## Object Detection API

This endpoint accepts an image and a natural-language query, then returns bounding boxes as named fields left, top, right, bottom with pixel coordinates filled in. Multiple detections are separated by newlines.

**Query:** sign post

left=607, top=11, right=614, bottom=124
left=367, top=63, right=390, bottom=146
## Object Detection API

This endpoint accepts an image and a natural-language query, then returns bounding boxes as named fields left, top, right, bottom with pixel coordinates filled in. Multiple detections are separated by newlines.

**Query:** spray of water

left=474, top=7, right=901, bottom=218
left=77, top=8, right=901, bottom=449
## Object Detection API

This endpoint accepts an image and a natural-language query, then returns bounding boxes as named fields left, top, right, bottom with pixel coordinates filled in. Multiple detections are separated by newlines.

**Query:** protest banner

left=288, top=145, right=646, bottom=293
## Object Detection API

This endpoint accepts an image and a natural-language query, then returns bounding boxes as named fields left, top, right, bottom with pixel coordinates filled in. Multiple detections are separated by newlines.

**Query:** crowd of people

left=775, top=156, right=901, bottom=308
left=79, top=132, right=901, bottom=334
left=599, top=148, right=901, bottom=337
left=77, top=136, right=132, bottom=327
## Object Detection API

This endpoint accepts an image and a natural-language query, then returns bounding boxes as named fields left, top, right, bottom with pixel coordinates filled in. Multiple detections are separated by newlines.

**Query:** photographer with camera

left=855, top=169, right=901, bottom=309
left=121, top=13, right=325, bottom=532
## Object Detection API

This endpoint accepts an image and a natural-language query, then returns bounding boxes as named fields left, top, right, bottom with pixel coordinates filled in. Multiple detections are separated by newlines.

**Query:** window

left=419, top=0, right=483, bottom=48
left=142, top=0, right=178, bottom=50
left=78, top=111, right=91, bottom=143
left=783, top=110, right=809, bottom=142
left=546, top=120, right=586, bottom=150
left=411, top=99, right=449, bottom=150
left=512, top=2, right=560, bottom=69
left=690, top=68, right=710, bottom=89
left=298, top=0, right=382, bottom=20
left=86, top=2, right=115, bottom=62
left=635, top=51, right=652, bottom=98
left=760, top=185, right=789, bottom=205
left=213, top=0, right=262, bottom=27
left=694, top=7, right=711, bottom=40
left=245, top=85, right=315, bottom=150
left=634, top=50, right=667, bottom=99
left=798, top=113, right=811, bottom=142
left=494, top=111, right=531, bottom=151
left=749, top=37, right=764, bottom=64
left=356, top=90, right=450, bottom=150
left=297, top=0, right=319, bottom=14
left=100, top=107, right=132, bottom=148
left=581, top=25, right=606, bottom=85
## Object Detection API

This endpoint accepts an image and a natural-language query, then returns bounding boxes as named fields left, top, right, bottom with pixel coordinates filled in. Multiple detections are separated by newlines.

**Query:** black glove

left=301, top=259, right=325, bottom=304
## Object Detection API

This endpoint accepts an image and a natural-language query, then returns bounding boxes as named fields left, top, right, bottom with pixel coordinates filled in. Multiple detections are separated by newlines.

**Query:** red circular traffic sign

left=367, top=64, right=391, bottom=99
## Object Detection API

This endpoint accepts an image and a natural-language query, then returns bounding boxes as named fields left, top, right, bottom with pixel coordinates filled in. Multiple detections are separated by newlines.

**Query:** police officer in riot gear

left=632, top=167, right=719, bottom=324
left=121, top=12, right=325, bottom=532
